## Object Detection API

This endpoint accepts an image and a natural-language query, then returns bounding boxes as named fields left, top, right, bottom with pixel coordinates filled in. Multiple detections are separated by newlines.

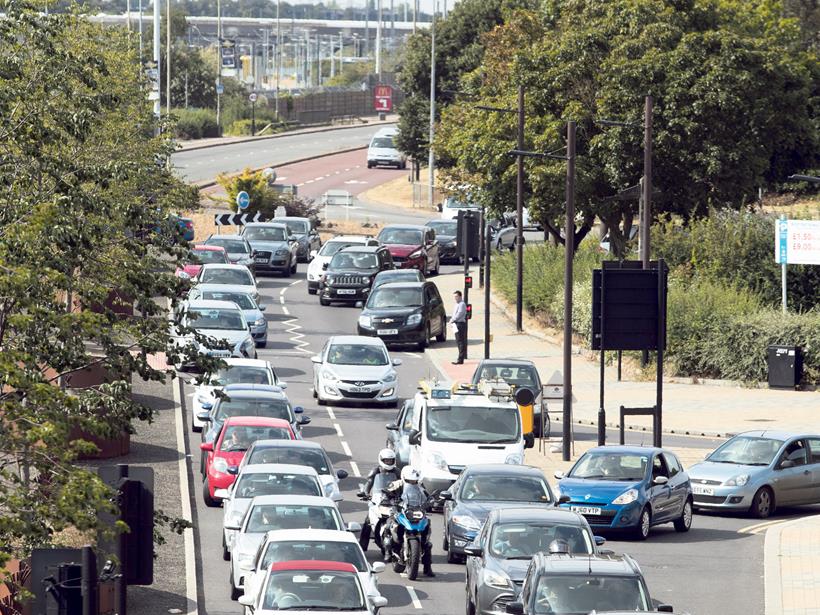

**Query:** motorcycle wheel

left=392, top=559, right=406, bottom=573
left=406, top=538, right=421, bottom=581
left=359, top=521, right=371, bottom=551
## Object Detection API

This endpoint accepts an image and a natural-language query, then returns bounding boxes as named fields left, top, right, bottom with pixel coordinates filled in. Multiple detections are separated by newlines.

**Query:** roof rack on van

left=476, top=379, right=516, bottom=403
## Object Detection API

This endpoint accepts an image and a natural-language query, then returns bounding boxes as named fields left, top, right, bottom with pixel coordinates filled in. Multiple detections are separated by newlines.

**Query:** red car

left=376, top=224, right=440, bottom=276
left=175, top=244, right=229, bottom=279
left=200, top=416, right=296, bottom=506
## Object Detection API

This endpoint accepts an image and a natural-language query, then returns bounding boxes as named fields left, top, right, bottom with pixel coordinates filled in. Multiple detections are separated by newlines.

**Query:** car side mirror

left=310, top=249, right=318, bottom=258
left=657, top=605, right=674, bottom=613
left=554, top=470, right=565, bottom=480
left=294, top=406, right=304, bottom=414
left=653, top=475, right=669, bottom=486
left=436, top=203, right=443, bottom=212
left=299, top=415, right=311, bottom=425
left=258, top=304, right=267, bottom=311
left=336, top=469, right=349, bottom=479
left=278, top=381, right=288, bottom=390
left=556, top=494, right=570, bottom=505
left=594, top=535, right=606, bottom=546
left=200, top=442, right=213, bottom=452
left=439, top=490, right=453, bottom=501
left=311, top=355, right=322, bottom=364
left=227, top=466, right=239, bottom=476
left=200, top=400, right=213, bottom=410
left=408, top=429, right=421, bottom=445
left=506, top=602, right=525, bottom=615
left=196, top=411, right=212, bottom=422
left=214, top=488, right=231, bottom=499
left=370, top=596, right=388, bottom=610
left=238, top=595, right=254, bottom=607
left=392, top=358, right=403, bottom=366
left=780, top=459, right=796, bottom=469
left=346, top=521, right=362, bottom=533
left=370, top=561, right=385, bottom=574
left=463, top=544, right=483, bottom=557
left=386, top=422, right=399, bottom=431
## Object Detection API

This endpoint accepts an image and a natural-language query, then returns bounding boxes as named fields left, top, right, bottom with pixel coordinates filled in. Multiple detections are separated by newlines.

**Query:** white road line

left=172, top=378, right=199, bottom=615
left=344, top=168, right=351, bottom=172
left=334, top=423, right=344, bottom=437
left=283, top=318, right=313, bottom=354
left=280, top=287, right=287, bottom=295
left=327, top=407, right=336, bottom=420
left=341, top=440, right=353, bottom=457
left=334, top=170, right=341, bottom=174
left=349, top=461, right=361, bottom=477
left=402, top=352, right=417, bottom=358
left=282, top=306, right=290, bottom=315
left=305, top=180, right=315, bottom=184
left=313, top=176, right=324, bottom=181
left=289, top=280, right=302, bottom=287
left=406, top=586, right=422, bottom=609
left=280, top=296, right=285, bottom=305
left=297, top=182, right=305, bottom=186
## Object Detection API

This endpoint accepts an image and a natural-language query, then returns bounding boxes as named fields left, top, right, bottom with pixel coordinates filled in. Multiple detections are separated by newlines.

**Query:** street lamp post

left=427, top=2, right=437, bottom=210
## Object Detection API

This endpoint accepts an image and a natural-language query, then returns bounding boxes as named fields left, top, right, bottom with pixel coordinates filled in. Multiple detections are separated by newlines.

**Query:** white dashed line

left=349, top=461, right=361, bottom=477
left=341, top=441, right=353, bottom=457
left=406, top=586, right=423, bottom=609
left=280, top=287, right=287, bottom=295
left=305, top=180, right=315, bottom=184
left=334, top=423, right=344, bottom=437
left=280, top=296, right=286, bottom=305
left=297, top=182, right=305, bottom=186
left=327, top=407, right=336, bottom=420
left=314, top=176, right=324, bottom=181
left=334, top=170, right=341, bottom=174
left=403, top=352, right=417, bottom=358
left=344, top=168, right=351, bottom=172
left=282, top=306, right=290, bottom=315
left=289, top=280, right=302, bottom=287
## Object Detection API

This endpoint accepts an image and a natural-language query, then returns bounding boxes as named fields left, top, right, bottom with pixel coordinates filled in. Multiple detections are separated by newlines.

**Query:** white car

left=172, top=300, right=256, bottom=368
left=229, top=495, right=359, bottom=600
left=241, top=529, right=386, bottom=608
left=194, top=263, right=259, bottom=302
left=217, top=464, right=323, bottom=560
left=440, top=196, right=481, bottom=220
left=239, top=560, right=387, bottom=615
left=306, top=235, right=380, bottom=295
left=190, top=359, right=284, bottom=432
left=237, top=439, right=348, bottom=502
left=311, top=336, right=401, bottom=407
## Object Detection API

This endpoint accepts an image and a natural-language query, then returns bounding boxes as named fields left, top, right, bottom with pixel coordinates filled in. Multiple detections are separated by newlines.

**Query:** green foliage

left=174, top=108, right=219, bottom=139
left=325, top=61, right=374, bottom=88
left=395, top=95, right=430, bottom=163
left=214, top=168, right=321, bottom=221
left=225, top=119, right=257, bottom=136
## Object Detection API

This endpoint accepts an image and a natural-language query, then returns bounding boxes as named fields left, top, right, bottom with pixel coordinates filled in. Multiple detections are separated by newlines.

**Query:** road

left=172, top=124, right=394, bottom=184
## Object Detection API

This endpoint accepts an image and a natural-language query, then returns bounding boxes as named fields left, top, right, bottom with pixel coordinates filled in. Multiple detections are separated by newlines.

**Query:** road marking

left=297, top=182, right=305, bottom=186
left=350, top=461, right=361, bottom=477
left=406, top=586, right=422, bottom=609
left=282, top=306, right=290, bottom=315
left=402, top=352, right=417, bottom=358
left=334, top=170, right=341, bottom=174
left=327, top=407, right=336, bottom=420
left=172, top=378, right=199, bottom=615
left=289, top=280, right=302, bottom=287
left=334, top=423, right=344, bottom=437
left=344, top=168, right=351, bottom=172
left=280, top=287, right=287, bottom=295
left=314, top=176, right=324, bottom=181
left=282, top=318, right=313, bottom=354
left=341, top=440, right=353, bottom=457
left=305, top=180, right=314, bottom=184
left=280, top=296, right=285, bottom=304
left=738, top=519, right=791, bottom=535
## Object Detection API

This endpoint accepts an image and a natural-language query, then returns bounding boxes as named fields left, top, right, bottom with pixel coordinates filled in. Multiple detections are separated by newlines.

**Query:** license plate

left=350, top=387, right=368, bottom=393
left=337, top=289, right=356, bottom=295
left=571, top=506, right=602, bottom=516
left=377, top=329, right=399, bottom=335
left=692, top=485, right=715, bottom=496
left=254, top=257, right=267, bottom=263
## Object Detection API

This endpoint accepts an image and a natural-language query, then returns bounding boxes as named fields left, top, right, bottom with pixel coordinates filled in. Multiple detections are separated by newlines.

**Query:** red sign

left=374, top=84, right=393, bottom=112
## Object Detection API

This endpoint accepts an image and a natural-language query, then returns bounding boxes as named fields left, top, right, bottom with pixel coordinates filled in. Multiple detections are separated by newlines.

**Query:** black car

left=371, top=268, right=425, bottom=290
left=426, top=219, right=460, bottom=263
left=356, top=281, right=447, bottom=349
left=471, top=359, right=550, bottom=437
left=318, top=245, right=393, bottom=306
left=441, top=464, right=555, bottom=563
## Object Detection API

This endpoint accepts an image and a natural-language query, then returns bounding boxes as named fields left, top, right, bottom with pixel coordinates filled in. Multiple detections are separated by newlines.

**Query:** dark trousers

left=455, top=321, right=467, bottom=362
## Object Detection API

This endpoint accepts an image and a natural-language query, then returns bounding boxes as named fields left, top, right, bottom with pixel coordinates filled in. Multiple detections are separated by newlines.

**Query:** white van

left=367, top=128, right=406, bottom=169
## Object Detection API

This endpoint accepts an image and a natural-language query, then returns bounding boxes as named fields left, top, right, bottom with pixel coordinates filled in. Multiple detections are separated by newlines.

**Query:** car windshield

left=261, top=570, right=363, bottom=611
left=220, top=425, right=291, bottom=452
left=532, top=574, right=650, bottom=614
left=445, top=198, right=477, bottom=210
left=367, top=287, right=424, bottom=308
left=234, top=472, right=321, bottom=498
left=707, top=436, right=784, bottom=466
left=201, top=291, right=256, bottom=310
left=191, top=249, right=227, bottom=264
left=245, top=227, right=287, bottom=242
left=425, top=406, right=519, bottom=444
left=282, top=220, right=309, bottom=234
left=374, top=271, right=422, bottom=287
left=319, top=240, right=360, bottom=257
left=246, top=504, right=341, bottom=533
left=379, top=229, right=423, bottom=245
left=327, top=344, right=388, bottom=366
left=329, top=252, right=378, bottom=270
left=248, top=447, right=331, bottom=475
left=199, top=268, right=254, bottom=286
left=489, top=523, right=593, bottom=559
left=216, top=399, right=292, bottom=422
left=476, top=365, right=539, bottom=389
left=371, top=137, right=394, bottom=148
left=188, top=308, right=245, bottom=331
left=460, top=475, right=551, bottom=503
left=427, top=221, right=457, bottom=236
left=206, top=237, right=249, bottom=254
left=569, top=452, right=648, bottom=481
left=209, top=366, right=271, bottom=386
left=261, top=540, right=367, bottom=572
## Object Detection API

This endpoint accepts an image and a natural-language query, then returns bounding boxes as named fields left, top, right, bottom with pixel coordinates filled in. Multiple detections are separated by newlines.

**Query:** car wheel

left=255, top=341, right=265, bottom=348
left=447, top=546, right=463, bottom=564
left=202, top=479, right=219, bottom=508
left=283, top=260, right=292, bottom=278
left=633, top=506, right=651, bottom=540
left=367, top=162, right=374, bottom=169
left=418, top=325, right=430, bottom=351
left=442, top=525, right=449, bottom=551
left=229, top=569, right=241, bottom=601
left=751, top=487, right=775, bottom=519
left=319, top=297, right=330, bottom=306
left=435, top=316, right=447, bottom=342
left=674, top=498, right=693, bottom=532
left=466, top=588, right=476, bottom=615
left=222, top=534, right=230, bottom=561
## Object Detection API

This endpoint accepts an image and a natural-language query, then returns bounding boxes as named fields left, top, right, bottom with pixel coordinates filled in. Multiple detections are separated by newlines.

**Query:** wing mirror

left=214, top=488, right=231, bottom=499
left=657, top=605, right=674, bottom=613
left=652, top=475, right=669, bottom=486
left=506, top=602, right=525, bottom=615
left=299, top=415, right=312, bottom=425
left=238, top=595, right=254, bottom=607
left=439, top=490, right=453, bottom=501
left=408, top=429, right=421, bottom=445
left=594, top=535, right=606, bottom=546
left=278, top=381, right=288, bottom=390
left=554, top=470, right=565, bottom=480
left=227, top=466, right=239, bottom=476
left=311, top=355, right=322, bottom=364
left=336, top=469, right=349, bottom=479
left=391, top=358, right=403, bottom=366
left=463, top=543, right=483, bottom=557
left=780, top=459, right=796, bottom=469
left=370, top=562, right=385, bottom=574
left=196, top=411, right=213, bottom=422
left=555, top=494, right=570, bottom=506
left=346, top=521, right=362, bottom=533
left=199, top=442, right=213, bottom=452
left=370, top=596, right=388, bottom=610
left=258, top=304, right=267, bottom=312
left=386, top=422, right=399, bottom=431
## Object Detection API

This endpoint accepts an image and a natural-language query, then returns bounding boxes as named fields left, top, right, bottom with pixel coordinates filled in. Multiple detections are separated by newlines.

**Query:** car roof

left=222, top=416, right=292, bottom=428
left=186, top=299, right=243, bottom=311
left=533, top=552, right=641, bottom=576
left=194, top=284, right=254, bottom=296
left=338, top=245, right=382, bottom=253
left=328, top=235, right=373, bottom=243
left=270, top=560, right=356, bottom=573
left=585, top=445, right=664, bottom=455
left=264, top=529, right=358, bottom=543
left=217, top=388, right=288, bottom=401
left=222, top=358, right=272, bottom=368
left=327, top=335, right=387, bottom=347
left=735, top=430, right=812, bottom=440
left=460, top=464, right=546, bottom=478
left=372, top=282, right=424, bottom=290
left=380, top=224, right=427, bottom=231
left=193, top=244, right=225, bottom=251
left=248, top=494, right=336, bottom=507
left=375, top=269, right=420, bottom=276
left=199, top=263, right=253, bottom=272
left=223, top=383, right=286, bottom=394
left=250, top=439, right=324, bottom=451
left=273, top=216, right=309, bottom=222
left=374, top=127, right=398, bottom=136
left=490, top=507, right=587, bottom=525
left=477, top=359, right=537, bottom=368
left=240, top=463, right=319, bottom=476
left=244, top=222, right=288, bottom=228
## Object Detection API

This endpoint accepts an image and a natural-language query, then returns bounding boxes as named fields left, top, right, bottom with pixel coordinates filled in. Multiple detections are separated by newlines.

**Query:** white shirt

left=450, top=300, right=467, bottom=323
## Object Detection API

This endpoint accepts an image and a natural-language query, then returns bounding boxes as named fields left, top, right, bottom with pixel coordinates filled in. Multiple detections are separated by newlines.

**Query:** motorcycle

left=357, top=482, right=397, bottom=561
left=383, top=489, right=439, bottom=581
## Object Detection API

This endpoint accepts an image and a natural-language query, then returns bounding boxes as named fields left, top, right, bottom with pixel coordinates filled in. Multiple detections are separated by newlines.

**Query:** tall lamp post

left=427, top=2, right=437, bottom=210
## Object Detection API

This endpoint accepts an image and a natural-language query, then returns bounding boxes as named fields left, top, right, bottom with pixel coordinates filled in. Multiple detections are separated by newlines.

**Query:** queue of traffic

left=170, top=222, right=820, bottom=615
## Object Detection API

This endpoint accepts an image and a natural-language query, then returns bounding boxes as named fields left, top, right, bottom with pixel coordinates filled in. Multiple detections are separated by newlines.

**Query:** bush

left=173, top=108, right=219, bottom=139
left=225, top=119, right=256, bottom=136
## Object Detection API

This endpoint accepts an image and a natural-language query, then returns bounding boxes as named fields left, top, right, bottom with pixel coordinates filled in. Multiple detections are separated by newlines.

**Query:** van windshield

left=425, top=405, right=520, bottom=443
left=371, top=137, right=395, bottom=148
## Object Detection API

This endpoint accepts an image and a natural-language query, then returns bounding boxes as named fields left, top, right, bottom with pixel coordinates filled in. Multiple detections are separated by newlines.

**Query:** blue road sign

left=216, top=83, right=224, bottom=95
left=777, top=217, right=788, bottom=264
left=236, top=191, right=250, bottom=210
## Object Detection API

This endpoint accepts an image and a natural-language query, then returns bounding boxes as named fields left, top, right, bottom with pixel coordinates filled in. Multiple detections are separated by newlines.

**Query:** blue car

left=555, top=446, right=693, bottom=540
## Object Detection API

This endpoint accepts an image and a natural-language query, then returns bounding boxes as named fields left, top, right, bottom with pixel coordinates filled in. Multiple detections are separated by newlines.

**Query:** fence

left=411, top=181, right=444, bottom=209
left=273, top=86, right=405, bottom=126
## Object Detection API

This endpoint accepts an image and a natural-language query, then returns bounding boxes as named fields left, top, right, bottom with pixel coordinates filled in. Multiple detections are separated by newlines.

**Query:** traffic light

left=466, top=304, right=473, bottom=320
left=464, top=275, right=473, bottom=289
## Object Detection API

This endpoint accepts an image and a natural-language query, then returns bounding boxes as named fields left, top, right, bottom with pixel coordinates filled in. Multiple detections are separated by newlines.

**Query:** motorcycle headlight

left=408, top=249, right=423, bottom=258
left=505, top=453, right=523, bottom=465
left=213, top=457, right=229, bottom=474
left=406, top=313, right=422, bottom=326
left=383, top=371, right=397, bottom=383
left=612, top=488, right=639, bottom=505
left=358, top=314, right=372, bottom=328
left=452, top=515, right=482, bottom=532
left=484, top=570, right=512, bottom=589
left=423, top=450, right=448, bottom=472
left=321, top=369, right=338, bottom=382
left=725, top=474, right=750, bottom=487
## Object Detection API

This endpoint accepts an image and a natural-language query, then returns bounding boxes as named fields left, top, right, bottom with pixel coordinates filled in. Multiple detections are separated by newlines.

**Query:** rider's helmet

left=378, top=448, right=396, bottom=472
left=402, top=466, right=421, bottom=485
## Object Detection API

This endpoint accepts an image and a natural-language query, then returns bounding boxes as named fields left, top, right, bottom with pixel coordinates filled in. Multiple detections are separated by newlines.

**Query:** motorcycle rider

left=395, top=466, right=435, bottom=577
left=360, top=449, right=401, bottom=560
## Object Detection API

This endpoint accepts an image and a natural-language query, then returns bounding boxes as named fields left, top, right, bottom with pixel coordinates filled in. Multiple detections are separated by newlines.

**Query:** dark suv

left=318, top=245, right=393, bottom=306
left=356, top=281, right=447, bottom=349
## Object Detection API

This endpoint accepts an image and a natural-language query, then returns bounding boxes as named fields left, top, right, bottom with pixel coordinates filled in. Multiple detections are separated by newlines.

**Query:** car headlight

left=408, top=249, right=423, bottom=258
left=213, top=457, right=228, bottom=474
left=325, top=276, right=336, bottom=286
left=276, top=249, right=289, bottom=256
left=383, top=371, right=397, bottom=383
left=253, top=318, right=266, bottom=327
left=358, top=314, right=372, bottom=328
left=725, top=474, right=750, bottom=487
left=484, top=569, right=512, bottom=590
left=612, top=488, right=639, bottom=505
left=406, top=313, right=422, bottom=326
left=505, top=453, right=523, bottom=464
left=321, top=369, right=338, bottom=382
left=423, top=450, right=448, bottom=472
left=452, top=515, right=482, bottom=532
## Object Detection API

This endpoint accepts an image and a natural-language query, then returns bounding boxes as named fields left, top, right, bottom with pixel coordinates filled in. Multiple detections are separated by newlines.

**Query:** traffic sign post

left=249, top=92, right=258, bottom=136
left=214, top=212, right=265, bottom=226
left=236, top=190, right=250, bottom=210
left=374, top=84, right=393, bottom=113
left=774, top=217, right=820, bottom=313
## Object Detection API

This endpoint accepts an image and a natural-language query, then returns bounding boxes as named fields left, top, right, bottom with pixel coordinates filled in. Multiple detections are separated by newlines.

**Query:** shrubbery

left=173, top=108, right=219, bottom=139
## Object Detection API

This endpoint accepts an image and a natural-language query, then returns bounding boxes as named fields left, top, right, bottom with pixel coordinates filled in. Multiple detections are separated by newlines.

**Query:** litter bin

left=767, top=345, right=803, bottom=389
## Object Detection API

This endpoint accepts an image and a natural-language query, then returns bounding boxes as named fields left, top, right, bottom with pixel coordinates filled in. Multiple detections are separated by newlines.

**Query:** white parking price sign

left=775, top=219, right=820, bottom=265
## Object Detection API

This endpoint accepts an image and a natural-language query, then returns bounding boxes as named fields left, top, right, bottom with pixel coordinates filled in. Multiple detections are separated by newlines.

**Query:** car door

left=806, top=438, right=820, bottom=503
left=648, top=454, right=674, bottom=521
left=387, top=401, right=406, bottom=455
left=426, top=228, right=439, bottom=266
left=428, top=284, right=445, bottom=333
left=772, top=439, right=811, bottom=505
left=397, top=400, right=417, bottom=467
left=313, top=342, right=328, bottom=389
left=662, top=452, right=689, bottom=515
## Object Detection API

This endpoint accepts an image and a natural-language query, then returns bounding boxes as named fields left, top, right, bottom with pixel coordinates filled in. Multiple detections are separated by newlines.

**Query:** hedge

left=173, top=108, right=219, bottom=139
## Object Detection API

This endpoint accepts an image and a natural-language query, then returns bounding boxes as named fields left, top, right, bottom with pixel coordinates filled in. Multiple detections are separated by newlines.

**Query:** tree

left=0, top=2, right=207, bottom=569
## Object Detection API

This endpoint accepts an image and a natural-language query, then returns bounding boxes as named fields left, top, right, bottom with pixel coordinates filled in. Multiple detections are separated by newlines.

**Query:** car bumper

left=368, top=158, right=402, bottom=166
left=477, top=584, right=521, bottom=615
left=392, top=257, right=425, bottom=270
left=250, top=325, right=267, bottom=342
left=321, top=286, right=371, bottom=303
left=557, top=501, right=643, bottom=530
left=254, top=258, right=290, bottom=272
left=319, top=380, right=397, bottom=403
left=448, top=523, right=479, bottom=555
left=691, top=484, right=753, bottom=510
left=439, top=245, right=459, bottom=262
left=307, top=276, right=322, bottom=291
left=357, top=323, right=426, bottom=345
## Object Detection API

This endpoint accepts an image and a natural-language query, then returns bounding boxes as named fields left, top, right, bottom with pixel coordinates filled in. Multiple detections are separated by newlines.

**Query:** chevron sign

left=213, top=212, right=266, bottom=226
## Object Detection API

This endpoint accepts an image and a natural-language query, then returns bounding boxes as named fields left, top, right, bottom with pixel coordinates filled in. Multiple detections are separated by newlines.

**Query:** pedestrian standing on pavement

left=450, top=290, right=467, bottom=364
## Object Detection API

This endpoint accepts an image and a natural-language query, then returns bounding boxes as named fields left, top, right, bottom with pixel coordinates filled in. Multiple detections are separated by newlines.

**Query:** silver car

left=385, top=400, right=414, bottom=468
left=688, top=430, right=820, bottom=518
